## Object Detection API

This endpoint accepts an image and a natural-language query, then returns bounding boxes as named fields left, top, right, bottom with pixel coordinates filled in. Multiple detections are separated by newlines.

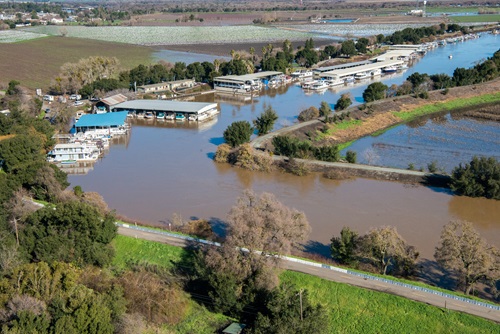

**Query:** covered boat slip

left=214, top=71, right=283, bottom=94
left=74, top=111, right=129, bottom=133
left=111, top=100, right=218, bottom=120
left=321, top=59, right=405, bottom=80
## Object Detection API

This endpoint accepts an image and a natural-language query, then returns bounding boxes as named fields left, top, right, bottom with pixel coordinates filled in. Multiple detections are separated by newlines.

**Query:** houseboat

left=310, top=80, right=329, bottom=90
left=291, top=69, right=313, bottom=80
left=382, top=66, right=398, bottom=73
left=355, top=72, right=370, bottom=80
left=47, top=143, right=100, bottom=164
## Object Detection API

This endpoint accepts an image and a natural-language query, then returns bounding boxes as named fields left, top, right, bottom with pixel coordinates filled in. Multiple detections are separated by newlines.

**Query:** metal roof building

left=313, top=60, right=373, bottom=76
left=111, top=100, right=218, bottom=115
left=75, top=111, right=128, bottom=129
left=321, top=59, right=404, bottom=79
left=214, top=71, right=283, bottom=84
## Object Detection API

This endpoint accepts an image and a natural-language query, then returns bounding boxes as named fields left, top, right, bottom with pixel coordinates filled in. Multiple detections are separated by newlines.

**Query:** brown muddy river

left=68, top=34, right=500, bottom=259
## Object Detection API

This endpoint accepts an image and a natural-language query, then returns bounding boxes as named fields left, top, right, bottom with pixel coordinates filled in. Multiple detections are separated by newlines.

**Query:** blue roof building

left=74, top=111, right=128, bottom=133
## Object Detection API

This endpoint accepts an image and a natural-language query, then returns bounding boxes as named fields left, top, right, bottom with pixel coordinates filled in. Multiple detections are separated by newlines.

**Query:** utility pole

left=299, top=289, right=304, bottom=321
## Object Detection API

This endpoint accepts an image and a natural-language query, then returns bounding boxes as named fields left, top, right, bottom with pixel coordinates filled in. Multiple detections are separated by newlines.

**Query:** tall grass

left=451, top=14, right=500, bottom=23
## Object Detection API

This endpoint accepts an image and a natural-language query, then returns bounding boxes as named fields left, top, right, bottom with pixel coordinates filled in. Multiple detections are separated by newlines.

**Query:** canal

left=69, top=34, right=500, bottom=259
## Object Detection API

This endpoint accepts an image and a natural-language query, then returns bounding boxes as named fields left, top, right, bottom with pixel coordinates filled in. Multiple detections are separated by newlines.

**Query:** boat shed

left=321, top=59, right=404, bottom=80
left=313, top=60, right=373, bottom=77
left=94, top=94, right=128, bottom=113
left=111, top=100, right=218, bottom=117
left=74, top=111, right=128, bottom=133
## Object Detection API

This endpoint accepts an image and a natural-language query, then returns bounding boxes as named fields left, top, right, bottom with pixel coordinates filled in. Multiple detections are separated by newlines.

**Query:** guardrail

left=116, top=222, right=500, bottom=312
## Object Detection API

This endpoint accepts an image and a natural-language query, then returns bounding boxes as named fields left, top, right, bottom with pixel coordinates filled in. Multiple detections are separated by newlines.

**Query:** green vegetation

left=280, top=271, right=499, bottom=334
left=327, top=119, right=363, bottom=133
left=223, top=121, right=253, bottom=147
left=272, top=135, right=340, bottom=162
left=394, top=92, right=500, bottom=122
left=112, top=230, right=498, bottom=331
left=253, top=106, right=278, bottom=135
left=337, top=140, right=354, bottom=151
left=451, top=14, right=500, bottom=23
left=112, top=235, right=190, bottom=269
left=450, top=156, right=500, bottom=199
left=363, top=82, right=388, bottom=102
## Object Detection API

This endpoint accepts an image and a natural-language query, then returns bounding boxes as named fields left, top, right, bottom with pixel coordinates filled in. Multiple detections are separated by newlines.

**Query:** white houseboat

left=47, top=143, right=100, bottom=164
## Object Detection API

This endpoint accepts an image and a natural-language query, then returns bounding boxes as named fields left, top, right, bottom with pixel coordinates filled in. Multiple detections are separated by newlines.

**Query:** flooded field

left=342, top=112, right=500, bottom=173
left=68, top=34, right=500, bottom=259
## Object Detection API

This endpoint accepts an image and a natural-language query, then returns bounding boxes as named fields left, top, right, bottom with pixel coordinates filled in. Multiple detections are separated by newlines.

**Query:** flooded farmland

left=68, top=34, right=500, bottom=259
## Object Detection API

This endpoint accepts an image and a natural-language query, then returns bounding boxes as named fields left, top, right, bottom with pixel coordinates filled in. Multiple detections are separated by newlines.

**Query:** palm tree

left=213, top=59, right=220, bottom=72
left=230, top=49, right=235, bottom=59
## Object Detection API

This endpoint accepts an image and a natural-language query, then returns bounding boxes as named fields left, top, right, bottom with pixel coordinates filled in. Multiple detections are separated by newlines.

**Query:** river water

left=69, top=34, right=500, bottom=258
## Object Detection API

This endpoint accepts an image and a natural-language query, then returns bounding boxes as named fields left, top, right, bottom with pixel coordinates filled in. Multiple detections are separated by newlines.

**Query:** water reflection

left=448, top=196, right=500, bottom=229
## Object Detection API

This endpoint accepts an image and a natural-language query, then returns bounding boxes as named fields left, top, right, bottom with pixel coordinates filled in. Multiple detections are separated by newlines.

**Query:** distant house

left=222, top=323, right=246, bottom=334
left=50, top=16, right=64, bottom=24
left=137, top=79, right=195, bottom=94
left=94, top=94, right=128, bottom=113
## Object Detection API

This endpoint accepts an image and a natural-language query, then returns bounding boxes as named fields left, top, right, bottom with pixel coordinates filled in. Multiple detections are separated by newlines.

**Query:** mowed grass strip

left=0, top=36, right=153, bottom=89
left=113, top=236, right=497, bottom=333
left=280, top=271, right=499, bottom=334
left=451, top=14, right=500, bottom=22
left=112, top=234, right=192, bottom=269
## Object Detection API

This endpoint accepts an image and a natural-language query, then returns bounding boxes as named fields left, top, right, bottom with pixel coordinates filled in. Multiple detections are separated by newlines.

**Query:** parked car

left=43, top=95, right=54, bottom=102
left=73, top=101, right=84, bottom=106
left=70, top=94, right=81, bottom=100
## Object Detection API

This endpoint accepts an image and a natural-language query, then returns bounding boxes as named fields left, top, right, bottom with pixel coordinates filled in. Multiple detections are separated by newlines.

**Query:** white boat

left=301, top=80, right=317, bottom=89
left=449, top=54, right=453, bottom=59
left=371, top=69, right=382, bottom=77
left=325, top=79, right=344, bottom=87
left=144, top=112, right=154, bottom=119
left=175, top=113, right=186, bottom=121
left=355, top=72, right=370, bottom=80
left=344, top=76, right=355, bottom=83
left=188, top=114, right=198, bottom=121
left=165, top=113, right=175, bottom=120
left=310, top=80, right=329, bottom=90
left=156, top=112, right=165, bottom=120
left=291, top=69, right=313, bottom=79
left=47, top=143, right=100, bottom=163
left=397, top=64, right=409, bottom=71
left=382, top=66, right=398, bottom=73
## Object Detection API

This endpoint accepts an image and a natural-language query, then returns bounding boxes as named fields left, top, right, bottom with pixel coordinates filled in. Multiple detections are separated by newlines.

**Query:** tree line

left=330, top=221, right=500, bottom=297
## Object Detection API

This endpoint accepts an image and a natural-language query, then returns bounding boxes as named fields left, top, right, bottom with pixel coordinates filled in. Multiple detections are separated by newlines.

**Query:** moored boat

left=383, top=66, right=398, bottom=73
left=175, top=113, right=186, bottom=121
left=355, top=72, right=370, bottom=80
left=156, top=112, right=165, bottom=120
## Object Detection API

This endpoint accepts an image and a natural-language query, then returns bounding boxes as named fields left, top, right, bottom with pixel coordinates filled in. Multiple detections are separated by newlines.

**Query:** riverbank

left=295, top=79, right=500, bottom=146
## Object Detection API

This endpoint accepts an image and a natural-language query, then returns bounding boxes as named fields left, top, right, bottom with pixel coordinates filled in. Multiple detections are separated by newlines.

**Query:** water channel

left=69, top=34, right=500, bottom=259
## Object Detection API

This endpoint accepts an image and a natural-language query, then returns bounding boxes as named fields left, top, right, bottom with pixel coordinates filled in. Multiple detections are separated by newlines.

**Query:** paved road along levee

left=118, top=226, right=500, bottom=323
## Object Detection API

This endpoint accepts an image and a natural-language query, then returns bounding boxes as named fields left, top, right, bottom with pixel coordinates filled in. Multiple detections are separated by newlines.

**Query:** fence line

left=117, top=222, right=500, bottom=312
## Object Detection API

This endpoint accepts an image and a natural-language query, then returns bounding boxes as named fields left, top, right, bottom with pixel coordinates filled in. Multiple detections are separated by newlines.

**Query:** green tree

left=345, top=150, right=357, bottom=163
left=252, top=284, right=329, bottom=334
left=355, top=37, right=370, bottom=53
left=407, top=72, right=429, bottom=91
left=450, top=156, right=500, bottom=199
left=340, top=40, right=357, bottom=57
left=21, top=202, right=117, bottom=266
left=0, top=134, right=44, bottom=172
left=318, top=101, right=332, bottom=118
left=223, top=121, right=253, bottom=147
left=253, top=106, right=278, bottom=135
left=362, top=82, right=388, bottom=102
left=313, top=145, right=339, bottom=162
left=334, top=93, right=352, bottom=111
left=330, top=227, right=359, bottom=265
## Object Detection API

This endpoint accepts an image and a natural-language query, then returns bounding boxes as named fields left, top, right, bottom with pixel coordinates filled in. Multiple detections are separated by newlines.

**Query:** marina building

left=74, top=111, right=129, bottom=135
left=137, top=79, right=195, bottom=94
left=214, top=71, right=283, bottom=94
left=111, top=100, right=219, bottom=122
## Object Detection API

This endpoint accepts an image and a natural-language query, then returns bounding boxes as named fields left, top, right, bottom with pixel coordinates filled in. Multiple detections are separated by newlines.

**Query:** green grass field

left=394, top=92, right=500, bottom=122
left=451, top=14, right=500, bottom=23
left=0, top=36, right=153, bottom=89
left=113, top=235, right=499, bottom=333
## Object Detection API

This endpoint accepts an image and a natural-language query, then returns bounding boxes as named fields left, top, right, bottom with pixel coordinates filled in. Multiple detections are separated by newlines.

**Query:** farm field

left=0, top=30, right=47, bottom=43
left=0, top=36, right=153, bottom=89
left=25, top=25, right=317, bottom=46
left=113, top=235, right=499, bottom=333
left=451, top=14, right=500, bottom=23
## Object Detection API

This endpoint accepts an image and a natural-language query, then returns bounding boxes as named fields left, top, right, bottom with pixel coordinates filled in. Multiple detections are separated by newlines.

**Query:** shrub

left=223, top=121, right=253, bottom=147
left=345, top=150, right=357, bottom=163
left=298, top=106, right=320, bottom=122
left=450, top=156, right=500, bottom=199
left=214, top=143, right=232, bottom=163
left=253, top=106, right=278, bottom=135
left=334, top=94, right=352, bottom=111
left=233, top=143, right=273, bottom=172
left=418, top=91, right=429, bottom=99
left=314, top=145, right=340, bottom=162
left=427, top=160, right=438, bottom=173
left=362, top=82, right=388, bottom=102
left=282, top=158, right=310, bottom=176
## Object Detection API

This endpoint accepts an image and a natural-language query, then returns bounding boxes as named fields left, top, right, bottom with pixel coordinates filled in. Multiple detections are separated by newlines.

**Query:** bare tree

left=435, top=221, right=500, bottom=295
left=360, top=226, right=417, bottom=275
left=4, top=188, right=39, bottom=246
left=226, top=190, right=310, bottom=256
